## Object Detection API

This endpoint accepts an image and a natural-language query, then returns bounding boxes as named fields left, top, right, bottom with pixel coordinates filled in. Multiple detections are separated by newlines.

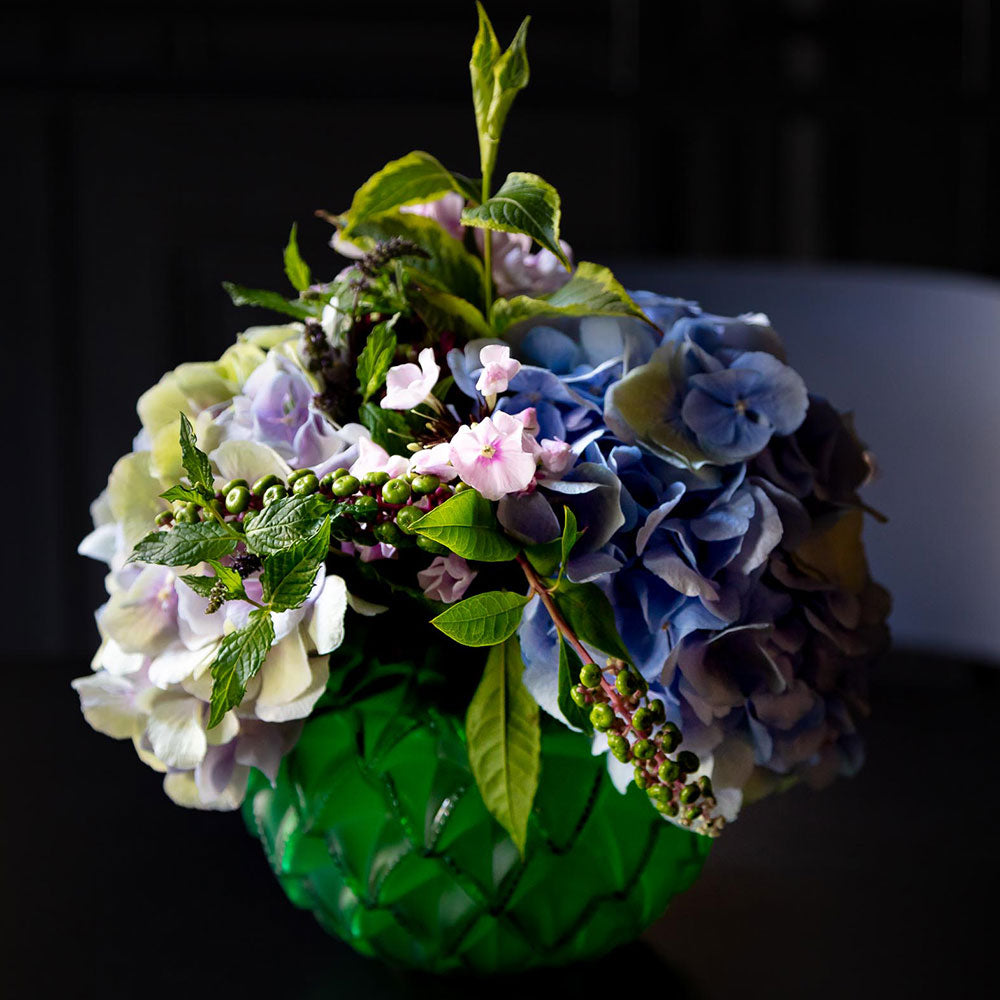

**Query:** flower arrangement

left=76, top=2, right=888, bottom=903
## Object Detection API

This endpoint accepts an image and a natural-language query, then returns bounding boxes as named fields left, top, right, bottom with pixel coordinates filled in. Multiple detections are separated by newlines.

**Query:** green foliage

left=524, top=506, right=580, bottom=581
left=412, top=489, right=520, bottom=562
left=553, top=580, right=634, bottom=667
left=177, top=574, right=219, bottom=598
left=180, top=562, right=247, bottom=603
left=178, top=413, right=214, bottom=492
left=430, top=590, right=531, bottom=646
left=262, top=518, right=332, bottom=611
left=489, top=261, right=656, bottom=332
left=408, top=285, right=494, bottom=338
left=356, top=320, right=399, bottom=403
left=283, top=223, right=312, bottom=291
left=222, top=281, right=321, bottom=321
left=359, top=402, right=415, bottom=455
left=557, top=638, right=593, bottom=734
left=244, top=494, right=331, bottom=556
left=461, top=172, right=569, bottom=268
left=160, top=484, right=210, bottom=506
left=469, top=4, right=530, bottom=188
left=130, top=521, right=237, bottom=567
left=465, top=634, right=540, bottom=855
left=342, top=151, right=479, bottom=235
left=350, top=212, right=485, bottom=309
left=208, top=609, right=275, bottom=728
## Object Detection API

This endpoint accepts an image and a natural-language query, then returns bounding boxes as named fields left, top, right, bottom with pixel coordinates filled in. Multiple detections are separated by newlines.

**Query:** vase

left=243, top=666, right=710, bottom=973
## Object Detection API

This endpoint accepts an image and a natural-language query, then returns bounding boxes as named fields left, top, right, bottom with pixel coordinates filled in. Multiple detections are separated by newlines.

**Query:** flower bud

left=679, top=783, right=701, bottom=805
left=632, top=738, right=655, bottom=760
left=286, top=468, right=314, bottom=486
left=615, top=670, right=637, bottom=697
left=352, top=495, right=379, bottom=520
left=633, top=767, right=651, bottom=790
left=647, top=699, right=666, bottom=725
left=374, top=522, right=404, bottom=546
left=382, top=478, right=412, bottom=504
left=416, top=535, right=449, bottom=555
left=251, top=474, right=282, bottom=496
left=154, top=511, right=173, bottom=527
left=395, top=505, right=423, bottom=534
left=579, top=663, right=602, bottom=689
left=658, top=759, right=681, bottom=783
left=362, top=471, right=390, bottom=488
left=225, top=485, right=251, bottom=514
left=569, top=685, right=588, bottom=709
left=411, top=474, right=440, bottom=495
left=332, top=475, right=360, bottom=497
left=632, top=707, right=653, bottom=733
left=222, top=478, right=248, bottom=494
left=660, top=722, right=682, bottom=753
left=606, top=732, right=630, bottom=763
left=291, top=473, right=319, bottom=496
left=676, top=750, right=700, bottom=775
left=263, top=484, right=287, bottom=506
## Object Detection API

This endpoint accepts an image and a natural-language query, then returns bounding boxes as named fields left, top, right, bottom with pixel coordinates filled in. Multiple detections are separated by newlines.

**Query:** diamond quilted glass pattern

left=244, top=680, right=710, bottom=972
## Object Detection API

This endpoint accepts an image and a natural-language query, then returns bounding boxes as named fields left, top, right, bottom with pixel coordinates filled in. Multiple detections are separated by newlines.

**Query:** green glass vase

left=243, top=670, right=710, bottom=973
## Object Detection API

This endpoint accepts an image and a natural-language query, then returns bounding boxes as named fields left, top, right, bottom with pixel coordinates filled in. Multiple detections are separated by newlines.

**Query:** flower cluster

left=76, top=4, right=886, bottom=846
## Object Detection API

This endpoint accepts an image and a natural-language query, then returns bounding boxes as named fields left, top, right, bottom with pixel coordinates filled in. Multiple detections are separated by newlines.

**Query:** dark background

left=2, top=2, right=998, bottom=997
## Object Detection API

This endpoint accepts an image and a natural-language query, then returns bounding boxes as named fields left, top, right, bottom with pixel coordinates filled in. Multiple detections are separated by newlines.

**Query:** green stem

left=481, top=166, right=494, bottom=313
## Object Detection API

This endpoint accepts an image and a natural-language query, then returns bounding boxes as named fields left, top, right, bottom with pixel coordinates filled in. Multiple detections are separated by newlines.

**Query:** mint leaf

left=461, top=171, right=568, bottom=268
left=178, top=574, right=218, bottom=598
left=465, top=635, right=540, bottom=856
left=553, top=580, right=634, bottom=667
left=180, top=563, right=248, bottom=604
left=342, top=151, right=479, bottom=234
left=207, top=560, right=245, bottom=594
left=557, top=637, right=593, bottom=734
left=283, top=222, right=312, bottom=291
left=244, top=494, right=331, bottom=556
left=262, top=517, right=331, bottom=611
left=489, top=261, right=656, bottom=333
left=359, top=402, right=415, bottom=455
left=160, top=484, right=211, bottom=506
left=130, top=522, right=238, bottom=567
left=208, top=608, right=274, bottom=728
left=222, top=281, right=320, bottom=321
left=431, top=590, right=531, bottom=647
left=356, top=320, right=398, bottom=403
left=178, top=413, right=214, bottom=492
left=412, top=489, right=520, bottom=562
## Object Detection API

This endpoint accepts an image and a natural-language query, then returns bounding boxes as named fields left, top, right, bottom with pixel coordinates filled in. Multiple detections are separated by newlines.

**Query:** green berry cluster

left=572, top=658, right=725, bottom=837
left=154, top=465, right=459, bottom=553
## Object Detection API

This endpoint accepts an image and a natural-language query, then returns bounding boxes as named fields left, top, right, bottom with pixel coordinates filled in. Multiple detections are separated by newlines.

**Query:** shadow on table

left=295, top=940, right=702, bottom=999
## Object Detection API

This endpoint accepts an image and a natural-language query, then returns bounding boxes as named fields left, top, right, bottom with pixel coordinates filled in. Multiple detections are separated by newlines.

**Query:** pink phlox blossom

left=448, top=415, right=536, bottom=501
left=418, top=554, right=477, bottom=604
left=381, top=347, right=440, bottom=410
left=475, top=344, right=522, bottom=396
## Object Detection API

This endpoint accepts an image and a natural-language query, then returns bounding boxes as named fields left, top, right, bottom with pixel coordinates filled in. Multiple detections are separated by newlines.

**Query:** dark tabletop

left=4, top=649, right=996, bottom=999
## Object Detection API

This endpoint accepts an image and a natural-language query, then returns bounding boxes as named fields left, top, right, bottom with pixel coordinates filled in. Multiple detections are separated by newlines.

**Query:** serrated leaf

left=178, top=413, right=214, bottom=491
left=262, top=517, right=331, bottom=611
left=283, top=222, right=312, bottom=292
left=343, top=151, right=479, bottom=234
left=244, top=494, right=331, bottom=556
left=413, top=489, right=520, bottom=562
left=356, top=321, right=398, bottom=403
left=178, top=574, right=218, bottom=598
left=208, top=609, right=274, bottom=728
left=489, top=261, right=656, bottom=333
left=557, top=638, right=593, bottom=734
left=359, top=402, right=416, bottom=455
left=206, top=560, right=244, bottom=594
left=461, top=171, right=568, bottom=268
left=180, top=563, right=247, bottom=604
left=160, top=484, right=211, bottom=506
left=470, top=2, right=501, bottom=155
left=553, top=580, right=634, bottom=667
left=466, top=635, right=540, bottom=856
left=431, top=590, right=530, bottom=647
left=222, top=281, right=320, bottom=321
left=130, top=522, right=238, bottom=567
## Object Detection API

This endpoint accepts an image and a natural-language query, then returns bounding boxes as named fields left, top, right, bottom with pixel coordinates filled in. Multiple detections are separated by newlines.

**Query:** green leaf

left=262, top=517, right=331, bottom=611
left=343, top=151, right=479, bottom=234
left=524, top=506, right=581, bottom=580
left=178, top=574, right=218, bottom=598
left=412, top=489, right=520, bottom=562
left=469, top=4, right=530, bottom=185
left=178, top=413, right=214, bottom=491
left=408, top=285, right=494, bottom=339
left=557, top=638, right=593, bottom=734
left=283, top=222, right=312, bottom=292
left=461, top=171, right=569, bottom=268
left=180, top=562, right=248, bottom=604
left=244, top=494, right=331, bottom=556
left=465, top=635, right=540, bottom=855
left=558, top=507, right=581, bottom=585
left=208, top=609, right=275, bottom=728
left=207, top=560, right=245, bottom=594
left=351, top=211, right=485, bottom=308
left=160, top=484, right=211, bottom=506
left=431, top=590, right=531, bottom=647
left=359, top=402, right=416, bottom=456
left=356, top=320, right=398, bottom=403
left=553, top=580, right=634, bottom=666
left=130, top=522, right=238, bottom=567
left=489, top=261, right=657, bottom=333
left=222, top=281, right=320, bottom=321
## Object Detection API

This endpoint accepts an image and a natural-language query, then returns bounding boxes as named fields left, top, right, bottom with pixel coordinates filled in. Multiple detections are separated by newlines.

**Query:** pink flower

left=449, top=416, right=537, bottom=501
left=381, top=348, right=440, bottom=410
left=418, top=554, right=477, bottom=604
left=537, top=438, right=573, bottom=478
left=400, top=193, right=466, bottom=241
left=408, top=442, right=458, bottom=481
left=513, top=406, right=540, bottom=436
left=349, top=436, right=409, bottom=479
left=475, top=344, right=521, bottom=396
